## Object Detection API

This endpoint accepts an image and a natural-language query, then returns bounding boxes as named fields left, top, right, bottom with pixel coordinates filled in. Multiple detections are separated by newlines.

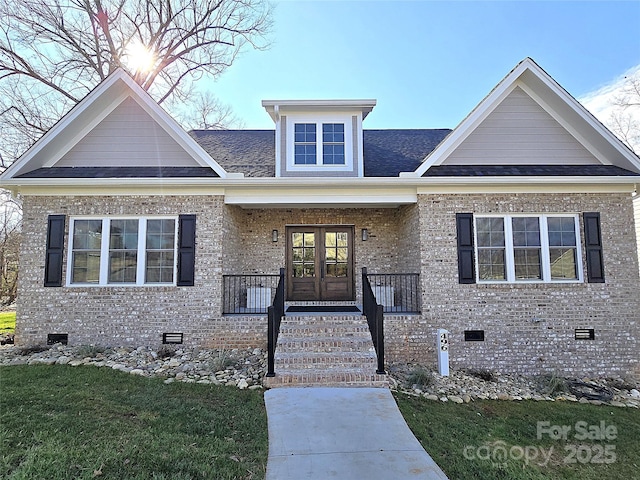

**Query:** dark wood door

left=286, top=226, right=354, bottom=301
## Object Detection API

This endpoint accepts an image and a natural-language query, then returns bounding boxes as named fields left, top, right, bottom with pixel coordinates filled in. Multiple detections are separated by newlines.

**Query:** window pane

left=514, top=249, right=541, bottom=280
left=72, top=251, right=101, bottom=283
left=476, top=217, right=506, bottom=281
left=71, top=220, right=102, bottom=284
left=549, top=248, right=578, bottom=279
left=326, top=232, right=336, bottom=247
left=476, top=218, right=505, bottom=247
left=303, top=247, right=315, bottom=262
left=292, top=233, right=303, bottom=247
left=547, top=217, right=576, bottom=247
left=322, top=123, right=345, bottom=165
left=337, top=232, right=348, bottom=247
left=478, top=249, right=505, bottom=280
left=109, top=251, right=137, bottom=283
left=109, top=220, right=139, bottom=284
left=145, top=219, right=175, bottom=284
left=512, top=217, right=540, bottom=247
left=303, top=233, right=315, bottom=247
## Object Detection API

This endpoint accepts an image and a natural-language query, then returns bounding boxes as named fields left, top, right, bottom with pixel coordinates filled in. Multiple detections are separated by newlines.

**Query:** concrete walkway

left=264, top=387, right=449, bottom=479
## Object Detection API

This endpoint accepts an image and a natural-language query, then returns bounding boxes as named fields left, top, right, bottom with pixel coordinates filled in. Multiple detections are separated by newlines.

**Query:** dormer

left=262, top=99, right=376, bottom=177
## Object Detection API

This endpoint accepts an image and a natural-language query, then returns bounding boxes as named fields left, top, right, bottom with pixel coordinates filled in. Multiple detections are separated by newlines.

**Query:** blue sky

left=211, top=0, right=640, bottom=130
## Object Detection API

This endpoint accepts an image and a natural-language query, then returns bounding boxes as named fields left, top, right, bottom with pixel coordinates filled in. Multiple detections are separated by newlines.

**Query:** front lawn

left=0, top=365, right=268, bottom=479
left=396, top=392, right=640, bottom=480
left=0, top=311, right=15, bottom=333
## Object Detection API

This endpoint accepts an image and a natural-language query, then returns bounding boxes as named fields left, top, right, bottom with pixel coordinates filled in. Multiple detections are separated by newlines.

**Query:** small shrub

left=17, top=344, right=49, bottom=355
left=407, top=368, right=434, bottom=389
left=467, top=369, right=496, bottom=382
left=157, top=345, right=176, bottom=358
left=210, top=350, right=236, bottom=371
left=76, top=345, right=106, bottom=358
left=538, top=373, right=568, bottom=396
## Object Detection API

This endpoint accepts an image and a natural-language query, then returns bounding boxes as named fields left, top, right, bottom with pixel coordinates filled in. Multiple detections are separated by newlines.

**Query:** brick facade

left=401, top=192, right=640, bottom=377
left=16, top=193, right=640, bottom=378
left=17, top=195, right=266, bottom=349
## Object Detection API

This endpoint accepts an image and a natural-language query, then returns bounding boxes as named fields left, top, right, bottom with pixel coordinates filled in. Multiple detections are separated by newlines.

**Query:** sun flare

left=124, top=41, right=156, bottom=73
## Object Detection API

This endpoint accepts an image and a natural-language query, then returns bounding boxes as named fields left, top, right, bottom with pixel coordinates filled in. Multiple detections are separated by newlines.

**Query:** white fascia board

left=415, top=176, right=637, bottom=194
left=3, top=174, right=636, bottom=199
left=1, top=69, right=228, bottom=180
left=224, top=184, right=416, bottom=207
left=262, top=99, right=377, bottom=121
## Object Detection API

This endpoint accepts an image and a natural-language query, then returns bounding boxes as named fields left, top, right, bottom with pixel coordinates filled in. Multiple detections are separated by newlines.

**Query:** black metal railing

left=267, top=268, right=285, bottom=377
left=222, top=273, right=281, bottom=314
left=364, top=272, right=421, bottom=313
left=362, top=267, right=385, bottom=375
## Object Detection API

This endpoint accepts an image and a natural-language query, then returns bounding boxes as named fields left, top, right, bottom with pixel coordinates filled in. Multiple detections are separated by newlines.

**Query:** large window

left=475, top=215, right=581, bottom=283
left=68, top=217, right=177, bottom=285
left=293, top=122, right=346, bottom=165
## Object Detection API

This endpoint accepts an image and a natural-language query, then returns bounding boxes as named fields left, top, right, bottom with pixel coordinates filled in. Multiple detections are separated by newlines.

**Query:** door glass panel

left=325, top=232, right=336, bottom=247
left=325, top=231, right=348, bottom=278
left=337, top=232, right=348, bottom=247
left=292, top=232, right=316, bottom=277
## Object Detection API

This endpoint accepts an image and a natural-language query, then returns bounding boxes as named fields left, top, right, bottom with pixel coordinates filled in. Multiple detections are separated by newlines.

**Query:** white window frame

left=66, top=216, right=178, bottom=287
left=474, top=214, right=583, bottom=284
left=286, top=114, right=354, bottom=172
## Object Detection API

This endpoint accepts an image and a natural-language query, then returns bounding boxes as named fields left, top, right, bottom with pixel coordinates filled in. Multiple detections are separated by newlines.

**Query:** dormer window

left=294, top=123, right=346, bottom=166
left=262, top=99, right=376, bottom=177
left=322, top=124, right=345, bottom=165
left=294, top=123, right=317, bottom=164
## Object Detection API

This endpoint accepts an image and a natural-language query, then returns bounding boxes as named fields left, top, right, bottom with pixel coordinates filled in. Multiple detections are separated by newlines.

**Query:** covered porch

left=220, top=204, right=423, bottom=312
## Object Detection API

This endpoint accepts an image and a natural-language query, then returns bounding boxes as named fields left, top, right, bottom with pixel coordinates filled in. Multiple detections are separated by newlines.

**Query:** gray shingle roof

left=190, top=130, right=275, bottom=177
left=422, top=165, right=640, bottom=177
left=191, top=129, right=452, bottom=177
left=17, top=167, right=220, bottom=178
left=363, top=129, right=452, bottom=177
left=17, top=131, right=638, bottom=180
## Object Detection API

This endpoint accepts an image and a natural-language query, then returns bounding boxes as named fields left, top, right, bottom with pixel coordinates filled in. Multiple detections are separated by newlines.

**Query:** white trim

left=285, top=114, right=355, bottom=173
left=262, top=99, right=376, bottom=121
left=66, top=215, right=178, bottom=287
left=410, top=58, right=640, bottom=177
left=474, top=213, right=583, bottom=284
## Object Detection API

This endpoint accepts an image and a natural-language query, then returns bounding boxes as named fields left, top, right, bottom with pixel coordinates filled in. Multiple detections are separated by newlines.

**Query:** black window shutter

left=44, top=215, right=66, bottom=287
left=177, top=214, right=196, bottom=286
left=583, top=212, right=605, bottom=283
left=456, top=213, right=476, bottom=284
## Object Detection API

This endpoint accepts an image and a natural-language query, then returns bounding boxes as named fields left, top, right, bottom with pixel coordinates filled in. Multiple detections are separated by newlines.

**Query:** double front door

left=286, top=226, right=354, bottom=301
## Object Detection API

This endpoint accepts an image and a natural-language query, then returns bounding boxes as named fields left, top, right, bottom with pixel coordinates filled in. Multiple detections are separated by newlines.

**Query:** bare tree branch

left=0, top=0, right=272, bottom=167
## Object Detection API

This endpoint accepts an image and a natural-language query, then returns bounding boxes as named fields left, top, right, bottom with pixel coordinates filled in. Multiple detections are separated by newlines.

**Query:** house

left=1, top=58, right=639, bottom=379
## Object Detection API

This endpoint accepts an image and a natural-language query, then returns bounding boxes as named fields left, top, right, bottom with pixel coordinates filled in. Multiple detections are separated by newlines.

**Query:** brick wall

left=388, top=192, right=640, bottom=377
left=16, top=195, right=266, bottom=349
left=17, top=193, right=640, bottom=378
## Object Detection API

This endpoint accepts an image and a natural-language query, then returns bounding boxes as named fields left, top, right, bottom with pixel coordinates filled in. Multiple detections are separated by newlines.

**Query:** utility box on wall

left=437, top=329, right=449, bottom=376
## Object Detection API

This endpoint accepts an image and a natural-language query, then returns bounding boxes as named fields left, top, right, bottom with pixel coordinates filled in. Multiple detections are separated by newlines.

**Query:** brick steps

left=263, top=314, right=388, bottom=388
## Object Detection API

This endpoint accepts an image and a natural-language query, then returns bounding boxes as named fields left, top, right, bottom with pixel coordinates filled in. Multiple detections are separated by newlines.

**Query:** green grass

left=0, top=365, right=268, bottom=479
left=396, top=392, right=640, bottom=480
left=0, top=311, right=15, bottom=333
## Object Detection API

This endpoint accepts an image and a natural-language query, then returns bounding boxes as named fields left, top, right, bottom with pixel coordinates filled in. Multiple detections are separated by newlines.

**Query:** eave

left=3, top=176, right=636, bottom=207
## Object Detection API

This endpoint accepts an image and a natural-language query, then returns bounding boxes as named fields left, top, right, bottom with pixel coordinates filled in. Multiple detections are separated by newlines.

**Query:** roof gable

left=1, top=69, right=229, bottom=180
left=410, top=58, right=640, bottom=177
